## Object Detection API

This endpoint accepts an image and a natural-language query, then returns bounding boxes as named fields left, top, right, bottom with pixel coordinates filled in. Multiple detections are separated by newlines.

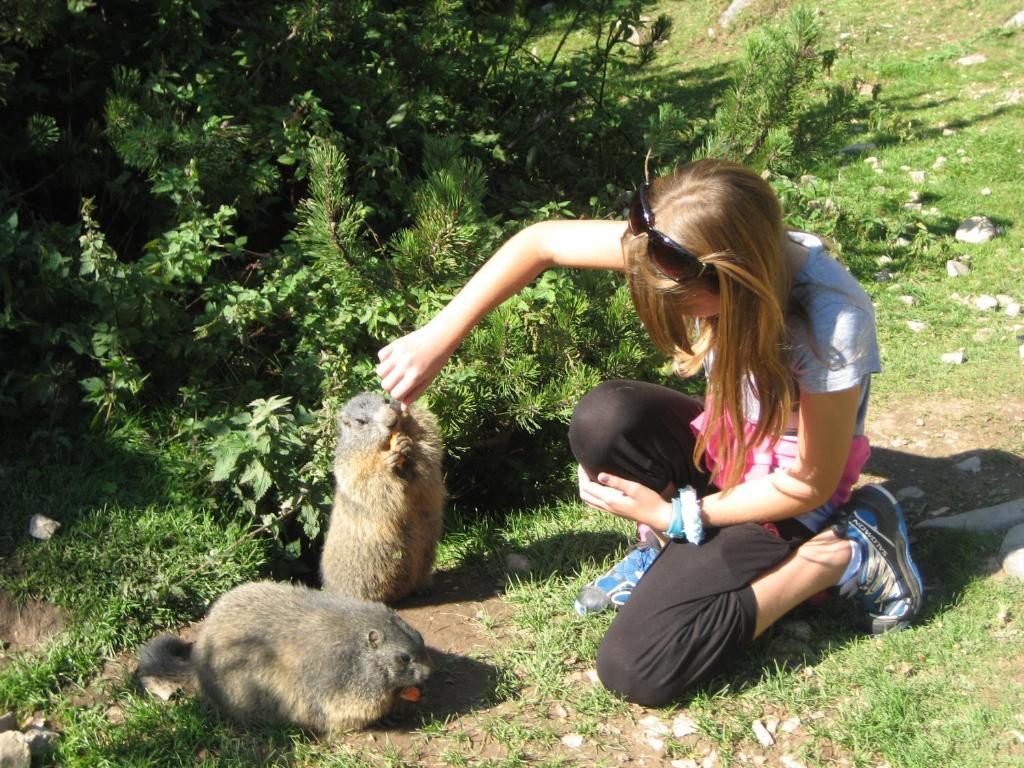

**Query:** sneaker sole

left=849, top=483, right=925, bottom=633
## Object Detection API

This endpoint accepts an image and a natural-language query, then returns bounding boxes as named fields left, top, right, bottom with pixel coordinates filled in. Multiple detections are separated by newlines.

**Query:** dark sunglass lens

left=648, top=237, right=691, bottom=280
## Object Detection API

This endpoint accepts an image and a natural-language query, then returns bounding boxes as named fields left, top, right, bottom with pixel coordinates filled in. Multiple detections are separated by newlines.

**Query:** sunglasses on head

left=628, top=183, right=715, bottom=282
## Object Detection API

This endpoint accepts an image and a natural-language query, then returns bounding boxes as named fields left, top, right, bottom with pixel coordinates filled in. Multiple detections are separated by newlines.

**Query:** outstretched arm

left=377, top=219, right=627, bottom=403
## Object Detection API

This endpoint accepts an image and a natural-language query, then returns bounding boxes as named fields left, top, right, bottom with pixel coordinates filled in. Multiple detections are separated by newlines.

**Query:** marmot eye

left=398, top=652, right=412, bottom=664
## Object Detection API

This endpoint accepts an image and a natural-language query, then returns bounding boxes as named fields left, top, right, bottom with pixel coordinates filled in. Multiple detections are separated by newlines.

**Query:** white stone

left=0, top=731, right=30, bottom=768
left=27, top=514, right=60, bottom=540
left=917, top=497, right=1024, bottom=532
left=908, top=170, right=927, bottom=184
left=1007, top=303, right=1022, bottom=318
left=996, top=294, right=1016, bottom=308
left=897, top=486, right=926, bottom=501
left=946, top=260, right=971, bottom=277
left=895, top=236, right=912, bottom=247
left=780, top=717, right=801, bottom=733
left=955, top=456, right=982, bottom=473
left=932, top=156, right=947, bottom=170
left=718, top=0, right=756, bottom=28
left=672, top=714, right=700, bottom=738
left=903, top=203, right=922, bottom=212
left=980, top=187, right=992, bottom=196
left=907, top=190, right=922, bottom=203
left=956, top=53, right=987, bottom=66
left=561, top=733, right=584, bottom=749
left=941, top=349, right=965, bottom=365
left=752, top=720, right=774, bottom=747
left=864, top=156, right=880, bottom=165
left=956, top=216, right=999, bottom=243
left=942, top=127, right=956, bottom=136
left=585, top=668, right=600, bottom=685
left=1001, top=523, right=1024, bottom=581
left=640, top=715, right=670, bottom=736
left=907, top=321, right=926, bottom=333
left=974, top=295, right=999, bottom=311
left=1004, top=10, right=1024, bottom=28
left=23, top=728, right=59, bottom=758
left=898, top=295, right=916, bottom=305
left=646, top=736, right=666, bottom=752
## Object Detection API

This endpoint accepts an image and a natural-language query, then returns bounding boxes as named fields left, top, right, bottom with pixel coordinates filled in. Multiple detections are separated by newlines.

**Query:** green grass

left=2, top=1, right=1023, bottom=766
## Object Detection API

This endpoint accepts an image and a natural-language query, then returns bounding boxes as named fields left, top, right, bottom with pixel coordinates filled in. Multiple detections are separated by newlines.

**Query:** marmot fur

left=137, top=581, right=431, bottom=732
left=321, top=392, right=445, bottom=604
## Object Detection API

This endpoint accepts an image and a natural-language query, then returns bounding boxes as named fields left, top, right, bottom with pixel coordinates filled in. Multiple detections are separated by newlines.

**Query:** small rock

left=980, top=187, right=992, bottom=196
left=898, top=295, right=916, bottom=305
left=907, top=190, right=922, bottom=203
left=903, top=203, right=923, bottom=212
left=942, top=127, right=956, bottom=136
left=840, top=142, right=876, bottom=155
left=672, top=714, right=700, bottom=739
left=908, top=170, right=927, bottom=184
left=897, top=486, right=925, bottom=501
left=955, top=456, right=982, bottom=474
left=1000, top=523, right=1024, bottom=581
left=104, top=706, right=126, bottom=726
left=799, top=174, right=819, bottom=187
left=932, top=156, right=947, bottom=170
left=996, top=294, right=1016, bottom=308
left=780, top=716, right=801, bottom=733
left=973, top=295, right=999, bottom=311
left=941, top=349, right=965, bottom=365
left=646, top=736, right=666, bottom=752
left=640, top=715, right=670, bottom=737
left=703, top=750, right=719, bottom=768
left=585, top=668, right=600, bottom=685
left=907, top=320, right=926, bottom=333
left=956, top=53, right=987, bottom=66
left=671, top=760, right=699, bottom=768
left=505, top=553, right=532, bottom=573
left=956, top=216, right=999, bottom=243
left=917, top=497, right=1024, bottom=532
left=561, top=733, right=584, bottom=749
left=946, top=260, right=971, bottom=277
left=1004, top=10, right=1024, bottom=28
left=780, top=757, right=808, bottom=768
left=752, top=719, right=774, bottom=747
left=707, top=27, right=717, bottom=39
left=1007, top=303, right=1022, bottom=318
left=875, top=269, right=894, bottom=283
left=0, top=714, right=14, bottom=734
left=0, top=731, right=30, bottom=768
left=895, top=237, right=912, bottom=247
left=23, top=727, right=59, bottom=758
left=27, top=514, right=60, bottom=540
left=863, top=156, right=880, bottom=166
left=1020, top=343, right=1024, bottom=360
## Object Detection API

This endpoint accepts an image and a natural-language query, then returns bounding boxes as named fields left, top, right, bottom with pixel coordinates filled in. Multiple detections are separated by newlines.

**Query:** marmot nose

left=377, top=401, right=401, bottom=428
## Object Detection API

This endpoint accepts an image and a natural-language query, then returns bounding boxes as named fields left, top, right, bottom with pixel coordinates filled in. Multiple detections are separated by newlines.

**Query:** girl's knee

left=596, top=643, right=688, bottom=708
left=568, top=380, right=646, bottom=467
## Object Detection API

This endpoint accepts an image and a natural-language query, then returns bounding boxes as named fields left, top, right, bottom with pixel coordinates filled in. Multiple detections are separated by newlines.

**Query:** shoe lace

left=860, top=548, right=903, bottom=611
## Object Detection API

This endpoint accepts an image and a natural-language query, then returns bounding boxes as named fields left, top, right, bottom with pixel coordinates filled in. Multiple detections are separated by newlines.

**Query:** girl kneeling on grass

left=375, top=159, right=924, bottom=706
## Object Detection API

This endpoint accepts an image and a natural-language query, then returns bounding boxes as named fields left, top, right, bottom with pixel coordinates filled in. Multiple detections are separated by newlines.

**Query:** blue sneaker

left=833, top=484, right=924, bottom=634
left=574, top=542, right=660, bottom=616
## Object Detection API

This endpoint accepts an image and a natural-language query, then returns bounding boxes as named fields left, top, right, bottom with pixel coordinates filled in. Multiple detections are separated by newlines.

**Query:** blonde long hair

left=624, top=159, right=795, bottom=491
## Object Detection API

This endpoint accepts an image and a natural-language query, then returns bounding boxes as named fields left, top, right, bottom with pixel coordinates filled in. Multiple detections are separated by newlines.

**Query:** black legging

left=568, top=380, right=810, bottom=705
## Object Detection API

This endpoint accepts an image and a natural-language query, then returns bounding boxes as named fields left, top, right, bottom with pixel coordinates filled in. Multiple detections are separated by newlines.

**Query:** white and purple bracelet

left=665, top=485, right=705, bottom=545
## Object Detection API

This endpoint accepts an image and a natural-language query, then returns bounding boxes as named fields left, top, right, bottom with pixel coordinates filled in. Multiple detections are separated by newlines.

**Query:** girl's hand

left=376, top=322, right=457, bottom=404
left=577, top=465, right=672, bottom=531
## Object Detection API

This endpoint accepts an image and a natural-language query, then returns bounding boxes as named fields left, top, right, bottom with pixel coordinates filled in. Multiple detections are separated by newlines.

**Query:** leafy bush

left=0, top=2, right=857, bottom=543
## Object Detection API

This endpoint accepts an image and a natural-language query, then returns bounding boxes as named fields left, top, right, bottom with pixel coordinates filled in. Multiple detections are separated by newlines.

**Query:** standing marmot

left=321, top=392, right=446, bottom=604
left=137, top=581, right=431, bottom=733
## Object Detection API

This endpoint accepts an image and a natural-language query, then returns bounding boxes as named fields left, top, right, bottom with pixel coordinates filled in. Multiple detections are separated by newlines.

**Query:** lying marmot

left=137, top=581, right=431, bottom=732
left=321, top=392, right=446, bottom=604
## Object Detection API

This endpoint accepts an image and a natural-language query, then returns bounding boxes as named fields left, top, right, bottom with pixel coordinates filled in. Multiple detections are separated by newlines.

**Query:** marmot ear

left=367, top=629, right=382, bottom=648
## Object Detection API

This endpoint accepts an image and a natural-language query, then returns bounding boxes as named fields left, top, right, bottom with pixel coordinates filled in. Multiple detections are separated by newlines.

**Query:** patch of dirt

left=0, top=588, right=67, bottom=662
left=862, top=397, right=1024, bottom=516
